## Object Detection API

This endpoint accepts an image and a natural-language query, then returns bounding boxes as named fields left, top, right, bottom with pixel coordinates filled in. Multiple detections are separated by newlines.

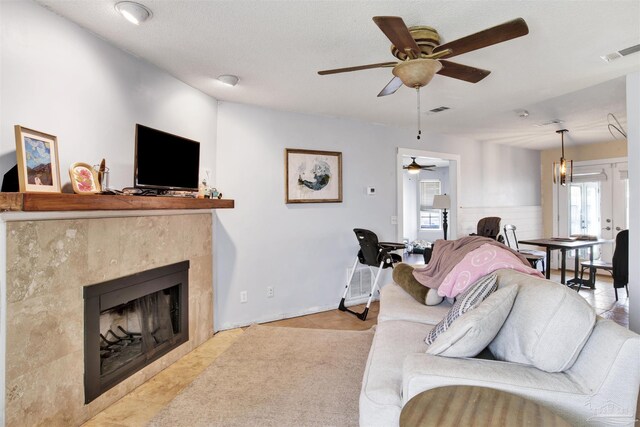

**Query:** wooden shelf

left=0, top=192, right=234, bottom=212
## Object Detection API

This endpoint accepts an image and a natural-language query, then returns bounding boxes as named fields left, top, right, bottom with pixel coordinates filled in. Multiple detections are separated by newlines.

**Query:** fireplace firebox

left=84, top=261, right=189, bottom=403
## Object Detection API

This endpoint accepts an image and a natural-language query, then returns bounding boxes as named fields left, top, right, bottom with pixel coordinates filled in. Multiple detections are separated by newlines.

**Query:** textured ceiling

left=37, top=0, right=640, bottom=149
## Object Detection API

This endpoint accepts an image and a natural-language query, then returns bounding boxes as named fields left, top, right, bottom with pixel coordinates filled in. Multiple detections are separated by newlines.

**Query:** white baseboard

left=215, top=295, right=380, bottom=332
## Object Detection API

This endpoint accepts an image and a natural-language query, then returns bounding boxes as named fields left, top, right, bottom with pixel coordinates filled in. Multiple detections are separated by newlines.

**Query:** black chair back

left=612, top=229, right=628, bottom=288
left=475, top=217, right=502, bottom=240
left=354, top=228, right=381, bottom=267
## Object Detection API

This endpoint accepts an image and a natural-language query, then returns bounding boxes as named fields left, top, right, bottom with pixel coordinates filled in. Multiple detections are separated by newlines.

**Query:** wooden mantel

left=0, top=192, right=234, bottom=212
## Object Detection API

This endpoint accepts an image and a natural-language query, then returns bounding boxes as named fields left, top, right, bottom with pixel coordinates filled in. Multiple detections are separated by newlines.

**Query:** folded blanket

left=412, top=236, right=533, bottom=290
left=438, top=243, right=544, bottom=298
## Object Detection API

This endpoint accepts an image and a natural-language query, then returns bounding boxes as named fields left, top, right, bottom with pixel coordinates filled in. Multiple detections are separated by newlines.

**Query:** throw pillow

left=392, top=263, right=443, bottom=305
left=426, top=285, right=518, bottom=357
left=425, top=273, right=498, bottom=345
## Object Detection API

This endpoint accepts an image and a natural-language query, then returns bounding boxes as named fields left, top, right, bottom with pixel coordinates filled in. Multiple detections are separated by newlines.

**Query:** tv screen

left=134, top=124, right=200, bottom=191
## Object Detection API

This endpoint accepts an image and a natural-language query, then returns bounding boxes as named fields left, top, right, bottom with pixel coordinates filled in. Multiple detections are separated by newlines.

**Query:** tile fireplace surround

left=0, top=210, right=216, bottom=426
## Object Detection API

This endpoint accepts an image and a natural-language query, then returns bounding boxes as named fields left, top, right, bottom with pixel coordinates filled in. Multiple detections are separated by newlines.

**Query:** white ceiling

left=37, top=0, right=640, bottom=150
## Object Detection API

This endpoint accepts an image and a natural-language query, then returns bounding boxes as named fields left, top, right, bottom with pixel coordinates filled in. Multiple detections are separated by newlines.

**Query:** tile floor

left=83, top=265, right=632, bottom=426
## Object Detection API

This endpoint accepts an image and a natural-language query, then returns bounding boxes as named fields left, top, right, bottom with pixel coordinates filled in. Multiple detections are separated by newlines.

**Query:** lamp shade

left=392, top=59, right=442, bottom=88
left=432, top=194, right=451, bottom=209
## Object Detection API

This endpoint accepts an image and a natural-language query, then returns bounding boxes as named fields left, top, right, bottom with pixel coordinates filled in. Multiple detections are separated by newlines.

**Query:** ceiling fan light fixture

left=217, top=74, right=239, bottom=87
left=392, top=59, right=442, bottom=88
left=115, top=1, right=152, bottom=25
left=406, top=158, right=422, bottom=174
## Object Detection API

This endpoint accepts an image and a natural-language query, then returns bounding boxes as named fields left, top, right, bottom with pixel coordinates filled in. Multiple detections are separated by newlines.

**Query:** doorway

left=556, top=159, right=628, bottom=264
left=396, top=148, right=460, bottom=244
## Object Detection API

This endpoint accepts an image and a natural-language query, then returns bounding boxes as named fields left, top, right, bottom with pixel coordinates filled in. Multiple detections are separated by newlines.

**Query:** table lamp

left=432, top=194, right=451, bottom=240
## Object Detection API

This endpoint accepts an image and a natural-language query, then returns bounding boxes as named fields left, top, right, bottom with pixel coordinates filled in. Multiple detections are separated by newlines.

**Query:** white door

left=557, top=160, right=628, bottom=263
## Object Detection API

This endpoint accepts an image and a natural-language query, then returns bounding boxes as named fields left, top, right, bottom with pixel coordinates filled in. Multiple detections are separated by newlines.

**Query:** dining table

left=518, top=237, right=610, bottom=287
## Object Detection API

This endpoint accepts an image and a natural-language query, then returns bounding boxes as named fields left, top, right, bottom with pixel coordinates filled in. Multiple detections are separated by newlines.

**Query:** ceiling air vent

left=426, top=106, right=450, bottom=114
left=534, top=119, right=564, bottom=127
left=601, top=44, right=640, bottom=62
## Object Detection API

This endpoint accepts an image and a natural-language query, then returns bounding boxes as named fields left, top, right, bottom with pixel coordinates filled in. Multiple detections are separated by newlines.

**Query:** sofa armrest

left=402, top=353, right=585, bottom=405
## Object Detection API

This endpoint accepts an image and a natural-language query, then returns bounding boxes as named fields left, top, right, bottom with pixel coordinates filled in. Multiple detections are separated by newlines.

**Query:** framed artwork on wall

left=285, top=148, right=342, bottom=203
left=69, top=162, right=101, bottom=194
left=14, top=125, right=62, bottom=193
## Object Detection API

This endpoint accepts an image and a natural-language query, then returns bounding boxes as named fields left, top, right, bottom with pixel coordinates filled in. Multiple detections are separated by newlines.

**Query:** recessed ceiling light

left=217, top=75, right=239, bottom=87
left=115, top=1, right=152, bottom=25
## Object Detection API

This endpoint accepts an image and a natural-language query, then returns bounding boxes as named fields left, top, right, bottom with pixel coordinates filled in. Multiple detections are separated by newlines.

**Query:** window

left=419, top=180, right=442, bottom=230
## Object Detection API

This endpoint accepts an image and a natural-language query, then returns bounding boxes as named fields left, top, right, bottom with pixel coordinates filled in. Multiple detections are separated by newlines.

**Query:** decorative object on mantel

left=69, top=162, right=101, bottom=194
left=285, top=148, right=342, bottom=203
left=14, top=125, right=61, bottom=193
left=94, top=158, right=110, bottom=192
left=552, top=129, right=573, bottom=186
left=432, top=194, right=451, bottom=240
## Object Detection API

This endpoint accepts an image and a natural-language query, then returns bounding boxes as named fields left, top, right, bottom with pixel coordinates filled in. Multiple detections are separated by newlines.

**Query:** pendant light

left=553, top=129, right=573, bottom=186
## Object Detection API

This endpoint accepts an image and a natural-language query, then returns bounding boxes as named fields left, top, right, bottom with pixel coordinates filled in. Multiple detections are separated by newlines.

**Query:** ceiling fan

left=404, top=157, right=436, bottom=174
left=318, top=16, right=529, bottom=97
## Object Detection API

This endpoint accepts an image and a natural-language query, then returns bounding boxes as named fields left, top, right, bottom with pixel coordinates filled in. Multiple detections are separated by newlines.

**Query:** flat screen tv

left=134, top=124, right=200, bottom=191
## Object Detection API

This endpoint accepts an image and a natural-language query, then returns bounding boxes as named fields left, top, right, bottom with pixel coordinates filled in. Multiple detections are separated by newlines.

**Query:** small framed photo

left=285, top=148, right=342, bottom=203
left=69, top=162, right=101, bottom=194
left=14, top=125, right=62, bottom=193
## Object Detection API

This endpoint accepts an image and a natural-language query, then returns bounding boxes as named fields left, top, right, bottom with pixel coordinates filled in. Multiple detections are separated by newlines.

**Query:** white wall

left=627, top=72, right=639, bottom=334
left=215, top=102, right=541, bottom=330
left=402, top=171, right=418, bottom=242
left=0, top=1, right=217, bottom=191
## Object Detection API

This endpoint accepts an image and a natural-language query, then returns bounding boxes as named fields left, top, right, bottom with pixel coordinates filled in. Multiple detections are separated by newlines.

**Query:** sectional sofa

left=359, top=268, right=640, bottom=426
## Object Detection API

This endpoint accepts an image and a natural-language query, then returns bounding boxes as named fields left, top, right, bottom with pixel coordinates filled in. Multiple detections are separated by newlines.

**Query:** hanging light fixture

left=553, top=129, right=573, bottom=186
left=406, top=157, right=422, bottom=174
left=392, top=59, right=442, bottom=140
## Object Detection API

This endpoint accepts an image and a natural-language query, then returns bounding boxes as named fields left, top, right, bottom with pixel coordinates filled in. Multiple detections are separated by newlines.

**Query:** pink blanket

left=412, top=236, right=531, bottom=290
left=437, top=243, right=544, bottom=298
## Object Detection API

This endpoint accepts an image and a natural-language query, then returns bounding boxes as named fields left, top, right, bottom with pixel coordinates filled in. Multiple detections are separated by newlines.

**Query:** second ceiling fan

left=318, top=16, right=529, bottom=97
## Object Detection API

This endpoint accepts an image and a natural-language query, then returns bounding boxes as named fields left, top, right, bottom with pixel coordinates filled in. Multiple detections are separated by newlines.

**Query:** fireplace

left=83, top=261, right=189, bottom=403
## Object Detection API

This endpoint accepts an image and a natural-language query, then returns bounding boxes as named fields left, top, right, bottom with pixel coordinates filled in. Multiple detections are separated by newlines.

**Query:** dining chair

left=503, top=224, right=546, bottom=273
left=578, top=229, right=628, bottom=300
left=470, top=217, right=502, bottom=241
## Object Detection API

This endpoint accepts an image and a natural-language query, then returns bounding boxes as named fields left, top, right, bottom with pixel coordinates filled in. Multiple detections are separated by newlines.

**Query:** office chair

left=338, top=228, right=404, bottom=321
left=578, top=229, right=628, bottom=300
left=503, top=224, right=546, bottom=273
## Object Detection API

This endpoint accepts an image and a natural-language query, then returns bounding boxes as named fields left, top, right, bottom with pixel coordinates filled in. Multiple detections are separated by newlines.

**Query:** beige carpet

left=149, top=325, right=374, bottom=427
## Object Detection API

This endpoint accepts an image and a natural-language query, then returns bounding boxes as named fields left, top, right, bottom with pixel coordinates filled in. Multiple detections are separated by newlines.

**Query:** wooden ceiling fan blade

left=433, top=17, right=529, bottom=59
left=438, top=60, right=491, bottom=83
left=318, top=61, right=397, bottom=75
left=373, top=16, right=421, bottom=58
left=377, top=76, right=403, bottom=97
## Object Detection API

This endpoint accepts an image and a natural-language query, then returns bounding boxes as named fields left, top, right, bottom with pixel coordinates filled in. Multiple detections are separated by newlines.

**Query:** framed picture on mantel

left=14, top=125, right=62, bottom=193
left=285, top=148, right=342, bottom=203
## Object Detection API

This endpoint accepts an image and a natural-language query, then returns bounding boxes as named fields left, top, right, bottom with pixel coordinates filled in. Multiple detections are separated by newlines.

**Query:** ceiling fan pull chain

left=416, top=87, right=421, bottom=140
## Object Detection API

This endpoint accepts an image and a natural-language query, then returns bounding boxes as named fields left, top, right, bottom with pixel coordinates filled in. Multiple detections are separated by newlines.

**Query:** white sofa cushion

left=379, top=283, right=452, bottom=325
left=359, top=320, right=430, bottom=427
left=425, top=273, right=498, bottom=345
left=427, top=285, right=518, bottom=358
left=490, top=269, right=596, bottom=372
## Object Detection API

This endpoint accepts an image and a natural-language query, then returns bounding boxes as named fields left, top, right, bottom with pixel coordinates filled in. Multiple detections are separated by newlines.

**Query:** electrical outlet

left=391, top=215, right=398, bottom=225
left=240, top=291, right=248, bottom=303
left=267, top=286, right=274, bottom=298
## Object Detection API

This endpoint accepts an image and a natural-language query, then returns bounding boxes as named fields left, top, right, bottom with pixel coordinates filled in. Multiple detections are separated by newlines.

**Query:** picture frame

left=285, top=148, right=342, bottom=203
left=14, top=125, right=62, bottom=193
left=69, top=162, right=101, bottom=194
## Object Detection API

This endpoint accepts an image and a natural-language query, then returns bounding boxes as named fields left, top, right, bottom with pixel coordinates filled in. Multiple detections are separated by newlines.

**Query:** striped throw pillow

left=425, top=273, right=498, bottom=345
